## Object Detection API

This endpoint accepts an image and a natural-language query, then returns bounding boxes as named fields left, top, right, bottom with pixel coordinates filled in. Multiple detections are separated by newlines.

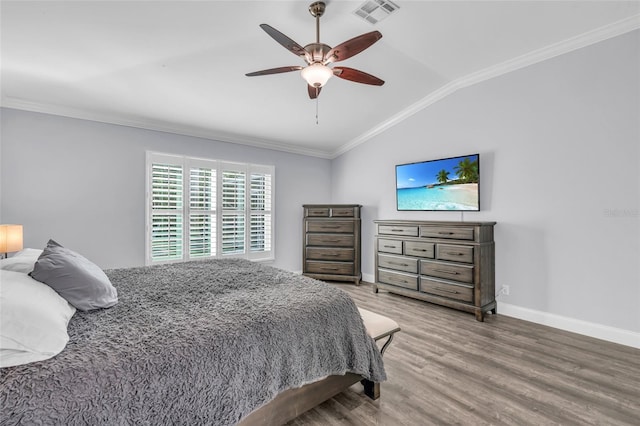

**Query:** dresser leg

left=373, top=285, right=379, bottom=294
left=475, top=311, right=485, bottom=322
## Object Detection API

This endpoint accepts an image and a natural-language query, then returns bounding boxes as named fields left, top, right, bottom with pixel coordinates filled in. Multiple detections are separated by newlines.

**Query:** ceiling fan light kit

left=246, top=1, right=384, bottom=100
left=301, top=63, right=333, bottom=88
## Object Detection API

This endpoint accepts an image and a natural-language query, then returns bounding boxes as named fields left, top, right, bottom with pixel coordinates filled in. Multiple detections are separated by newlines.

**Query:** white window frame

left=145, top=152, right=275, bottom=265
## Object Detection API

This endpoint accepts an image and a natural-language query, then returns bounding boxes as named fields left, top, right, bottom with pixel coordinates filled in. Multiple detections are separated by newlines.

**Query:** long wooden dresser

left=303, top=204, right=362, bottom=284
left=374, top=220, right=496, bottom=321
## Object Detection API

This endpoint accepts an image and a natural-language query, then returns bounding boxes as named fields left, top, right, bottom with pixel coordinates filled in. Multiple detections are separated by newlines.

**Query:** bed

left=0, top=255, right=388, bottom=425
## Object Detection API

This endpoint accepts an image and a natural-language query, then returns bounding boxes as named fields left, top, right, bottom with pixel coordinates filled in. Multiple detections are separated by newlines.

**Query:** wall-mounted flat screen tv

left=396, top=154, right=480, bottom=211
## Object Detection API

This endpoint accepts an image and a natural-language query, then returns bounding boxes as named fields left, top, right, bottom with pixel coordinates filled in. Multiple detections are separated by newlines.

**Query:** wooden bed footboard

left=240, top=308, right=400, bottom=426
left=239, top=373, right=365, bottom=425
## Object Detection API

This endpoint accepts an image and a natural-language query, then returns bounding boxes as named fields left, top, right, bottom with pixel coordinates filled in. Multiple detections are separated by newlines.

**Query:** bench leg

left=379, top=333, right=396, bottom=356
left=362, top=379, right=380, bottom=400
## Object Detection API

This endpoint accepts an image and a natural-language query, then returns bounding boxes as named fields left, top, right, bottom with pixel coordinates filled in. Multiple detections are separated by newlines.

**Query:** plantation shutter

left=249, top=165, right=273, bottom=260
left=149, top=156, right=184, bottom=262
left=146, top=153, right=274, bottom=264
left=188, top=161, right=216, bottom=258
left=220, top=164, right=246, bottom=256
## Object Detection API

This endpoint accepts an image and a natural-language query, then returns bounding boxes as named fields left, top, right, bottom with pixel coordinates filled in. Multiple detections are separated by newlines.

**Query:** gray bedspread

left=0, top=258, right=386, bottom=425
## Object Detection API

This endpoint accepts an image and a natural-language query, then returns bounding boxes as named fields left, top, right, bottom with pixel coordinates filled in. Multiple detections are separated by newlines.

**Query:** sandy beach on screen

left=444, top=183, right=478, bottom=204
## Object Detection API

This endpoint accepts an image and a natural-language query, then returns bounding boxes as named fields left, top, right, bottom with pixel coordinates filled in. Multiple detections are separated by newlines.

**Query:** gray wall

left=1, top=31, right=637, bottom=338
left=0, top=109, right=332, bottom=271
left=331, top=31, right=639, bottom=333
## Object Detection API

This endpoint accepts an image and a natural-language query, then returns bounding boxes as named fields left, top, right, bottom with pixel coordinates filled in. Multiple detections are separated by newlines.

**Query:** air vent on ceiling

left=354, top=0, right=400, bottom=25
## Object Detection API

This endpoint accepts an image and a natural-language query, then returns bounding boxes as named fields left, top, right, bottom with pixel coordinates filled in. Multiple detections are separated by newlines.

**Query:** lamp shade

left=0, top=225, right=23, bottom=254
left=301, top=63, right=333, bottom=88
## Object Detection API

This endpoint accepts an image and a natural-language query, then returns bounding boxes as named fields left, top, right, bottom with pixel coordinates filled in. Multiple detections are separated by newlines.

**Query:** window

left=146, top=152, right=274, bottom=264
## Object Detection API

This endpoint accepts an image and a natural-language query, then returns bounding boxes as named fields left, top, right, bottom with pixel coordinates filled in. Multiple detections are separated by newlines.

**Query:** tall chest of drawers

left=303, top=204, right=362, bottom=284
left=374, top=220, right=496, bottom=321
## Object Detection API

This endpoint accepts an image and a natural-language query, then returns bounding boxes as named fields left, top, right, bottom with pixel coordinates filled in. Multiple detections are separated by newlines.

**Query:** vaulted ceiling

left=2, top=1, right=639, bottom=158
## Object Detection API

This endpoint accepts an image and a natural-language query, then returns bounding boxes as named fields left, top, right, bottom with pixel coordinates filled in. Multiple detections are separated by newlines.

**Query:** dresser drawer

left=377, top=238, right=403, bottom=254
left=306, top=220, right=354, bottom=233
left=331, top=207, right=355, bottom=217
left=436, top=244, right=474, bottom=264
left=420, top=277, right=473, bottom=303
left=306, top=234, right=354, bottom=247
left=420, top=226, right=475, bottom=241
left=378, top=254, right=418, bottom=274
left=306, top=247, right=354, bottom=261
left=306, top=207, right=329, bottom=217
left=421, top=260, right=474, bottom=284
left=404, top=241, right=435, bottom=258
left=378, top=269, right=418, bottom=290
left=305, top=261, right=354, bottom=275
left=378, top=225, right=419, bottom=237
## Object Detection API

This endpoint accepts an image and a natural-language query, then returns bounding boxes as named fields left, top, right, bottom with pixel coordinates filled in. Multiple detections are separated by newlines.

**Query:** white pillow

left=0, top=269, right=76, bottom=368
left=0, top=248, right=43, bottom=274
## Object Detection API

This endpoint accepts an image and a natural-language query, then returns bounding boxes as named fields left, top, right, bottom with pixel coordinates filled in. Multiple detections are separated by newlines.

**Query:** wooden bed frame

left=240, top=308, right=401, bottom=425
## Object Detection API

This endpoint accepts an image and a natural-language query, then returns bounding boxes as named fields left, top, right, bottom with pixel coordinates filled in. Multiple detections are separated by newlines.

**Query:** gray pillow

left=29, top=240, right=118, bottom=311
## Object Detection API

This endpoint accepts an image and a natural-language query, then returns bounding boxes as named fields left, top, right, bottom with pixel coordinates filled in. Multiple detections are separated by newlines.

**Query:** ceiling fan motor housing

left=305, top=43, right=331, bottom=63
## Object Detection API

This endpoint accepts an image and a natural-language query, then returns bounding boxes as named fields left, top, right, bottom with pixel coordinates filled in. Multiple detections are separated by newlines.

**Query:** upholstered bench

left=358, top=307, right=401, bottom=354
left=358, top=307, right=401, bottom=399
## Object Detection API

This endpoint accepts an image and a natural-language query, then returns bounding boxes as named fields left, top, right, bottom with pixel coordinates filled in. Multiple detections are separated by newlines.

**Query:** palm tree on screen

left=454, top=158, right=479, bottom=183
left=436, top=169, right=450, bottom=184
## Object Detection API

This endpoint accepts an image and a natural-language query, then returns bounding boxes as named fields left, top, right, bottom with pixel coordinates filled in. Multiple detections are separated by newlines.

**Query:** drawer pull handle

left=434, top=269, right=459, bottom=275
left=322, top=253, right=340, bottom=257
left=321, top=226, right=341, bottom=229
left=389, top=261, right=409, bottom=267
left=412, top=248, right=429, bottom=252
left=435, top=286, right=459, bottom=294
left=438, top=232, right=454, bottom=235
left=324, top=240, right=340, bottom=243
left=391, top=229, right=405, bottom=232
left=383, top=245, right=397, bottom=248
left=322, top=268, right=339, bottom=271
left=447, top=252, right=464, bottom=256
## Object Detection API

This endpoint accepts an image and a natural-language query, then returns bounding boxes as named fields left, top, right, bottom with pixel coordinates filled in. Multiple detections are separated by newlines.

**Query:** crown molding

left=333, top=14, right=640, bottom=159
left=0, top=97, right=335, bottom=160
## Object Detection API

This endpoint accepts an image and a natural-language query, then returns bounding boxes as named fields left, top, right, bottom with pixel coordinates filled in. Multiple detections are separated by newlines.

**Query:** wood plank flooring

left=286, top=283, right=640, bottom=425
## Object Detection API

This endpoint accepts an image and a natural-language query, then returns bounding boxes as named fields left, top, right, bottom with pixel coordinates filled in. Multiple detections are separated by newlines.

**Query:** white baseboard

left=307, top=270, right=639, bottom=349
left=499, top=302, right=640, bottom=349
left=362, top=272, right=375, bottom=283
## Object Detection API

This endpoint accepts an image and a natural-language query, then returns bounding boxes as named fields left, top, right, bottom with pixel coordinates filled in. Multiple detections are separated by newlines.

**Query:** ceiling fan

left=246, top=1, right=385, bottom=99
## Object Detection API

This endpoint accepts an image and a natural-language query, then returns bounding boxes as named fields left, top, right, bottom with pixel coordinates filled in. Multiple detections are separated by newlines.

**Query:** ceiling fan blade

left=333, top=67, right=385, bottom=86
left=246, top=66, right=303, bottom=77
left=324, top=31, right=382, bottom=64
left=259, top=24, right=307, bottom=59
left=308, top=85, right=321, bottom=99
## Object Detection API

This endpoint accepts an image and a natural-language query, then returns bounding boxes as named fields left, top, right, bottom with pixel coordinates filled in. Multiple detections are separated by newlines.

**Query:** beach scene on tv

left=396, top=155, right=479, bottom=211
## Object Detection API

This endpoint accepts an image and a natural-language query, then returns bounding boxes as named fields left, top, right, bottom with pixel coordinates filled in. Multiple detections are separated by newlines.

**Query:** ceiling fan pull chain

left=316, top=96, right=319, bottom=125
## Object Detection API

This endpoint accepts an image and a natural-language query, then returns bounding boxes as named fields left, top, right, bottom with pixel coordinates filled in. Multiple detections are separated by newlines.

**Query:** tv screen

left=396, top=154, right=480, bottom=211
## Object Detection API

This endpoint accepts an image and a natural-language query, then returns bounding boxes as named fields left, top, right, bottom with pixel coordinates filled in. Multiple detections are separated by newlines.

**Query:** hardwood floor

left=286, top=283, right=640, bottom=425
